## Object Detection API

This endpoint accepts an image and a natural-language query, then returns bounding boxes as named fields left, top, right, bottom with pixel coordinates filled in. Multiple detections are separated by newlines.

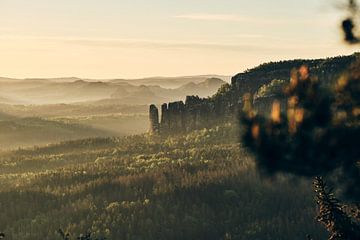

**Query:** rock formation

left=149, top=104, right=160, bottom=134
left=150, top=95, right=230, bottom=134
left=149, top=53, right=359, bottom=134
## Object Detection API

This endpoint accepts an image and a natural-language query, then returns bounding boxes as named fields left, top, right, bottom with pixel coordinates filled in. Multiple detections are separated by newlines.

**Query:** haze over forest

left=0, top=75, right=228, bottom=149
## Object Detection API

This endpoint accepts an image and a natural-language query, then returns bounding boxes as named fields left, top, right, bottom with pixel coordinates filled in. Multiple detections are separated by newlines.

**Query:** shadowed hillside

left=0, top=114, right=114, bottom=150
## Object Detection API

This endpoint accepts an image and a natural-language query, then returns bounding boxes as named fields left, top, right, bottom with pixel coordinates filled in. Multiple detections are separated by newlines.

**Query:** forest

left=0, top=124, right=328, bottom=240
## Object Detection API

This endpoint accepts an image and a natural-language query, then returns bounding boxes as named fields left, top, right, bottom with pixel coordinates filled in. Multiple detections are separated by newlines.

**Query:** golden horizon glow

left=0, top=0, right=356, bottom=79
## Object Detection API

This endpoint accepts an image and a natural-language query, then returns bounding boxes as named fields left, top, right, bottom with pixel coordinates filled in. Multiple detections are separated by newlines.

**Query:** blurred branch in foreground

left=240, top=60, right=360, bottom=239
left=342, top=0, right=360, bottom=43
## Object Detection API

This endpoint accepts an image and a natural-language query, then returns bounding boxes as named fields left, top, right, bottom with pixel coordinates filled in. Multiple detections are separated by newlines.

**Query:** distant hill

left=0, top=114, right=114, bottom=150
left=109, top=75, right=230, bottom=89
left=109, top=77, right=226, bottom=104
left=179, top=78, right=226, bottom=97
left=0, top=76, right=227, bottom=105
left=0, top=103, right=148, bottom=118
left=111, top=85, right=169, bottom=105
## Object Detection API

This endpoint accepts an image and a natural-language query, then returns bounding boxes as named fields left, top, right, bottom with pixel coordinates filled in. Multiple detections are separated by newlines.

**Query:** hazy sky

left=0, top=0, right=357, bottom=79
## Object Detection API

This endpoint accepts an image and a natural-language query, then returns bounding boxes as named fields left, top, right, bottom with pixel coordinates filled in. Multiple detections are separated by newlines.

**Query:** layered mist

left=0, top=75, right=228, bottom=150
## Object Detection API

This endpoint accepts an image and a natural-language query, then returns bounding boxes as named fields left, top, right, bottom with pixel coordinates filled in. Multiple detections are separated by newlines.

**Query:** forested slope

left=0, top=124, right=326, bottom=240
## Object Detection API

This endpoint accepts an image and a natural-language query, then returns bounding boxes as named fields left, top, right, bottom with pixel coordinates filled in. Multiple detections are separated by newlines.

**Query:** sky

left=0, top=0, right=357, bottom=79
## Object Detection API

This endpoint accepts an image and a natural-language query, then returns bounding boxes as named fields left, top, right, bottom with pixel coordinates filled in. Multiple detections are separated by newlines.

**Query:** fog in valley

left=0, top=75, right=228, bottom=149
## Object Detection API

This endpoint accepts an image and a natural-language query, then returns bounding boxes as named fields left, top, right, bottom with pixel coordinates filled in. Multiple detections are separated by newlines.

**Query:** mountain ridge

left=0, top=76, right=227, bottom=105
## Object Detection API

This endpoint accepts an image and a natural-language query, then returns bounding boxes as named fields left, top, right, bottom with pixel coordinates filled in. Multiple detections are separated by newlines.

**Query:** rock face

left=160, top=96, right=213, bottom=134
left=161, top=101, right=185, bottom=133
left=149, top=104, right=160, bottom=134
left=149, top=53, right=359, bottom=134
left=150, top=95, right=235, bottom=134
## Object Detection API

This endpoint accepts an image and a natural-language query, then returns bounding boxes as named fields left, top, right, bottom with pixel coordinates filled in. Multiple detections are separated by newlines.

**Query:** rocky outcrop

left=149, top=104, right=160, bottom=134
left=149, top=95, right=238, bottom=134
left=161, top=101, right=185, bottom=133
left=149, top=53, right=359, bottom=134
